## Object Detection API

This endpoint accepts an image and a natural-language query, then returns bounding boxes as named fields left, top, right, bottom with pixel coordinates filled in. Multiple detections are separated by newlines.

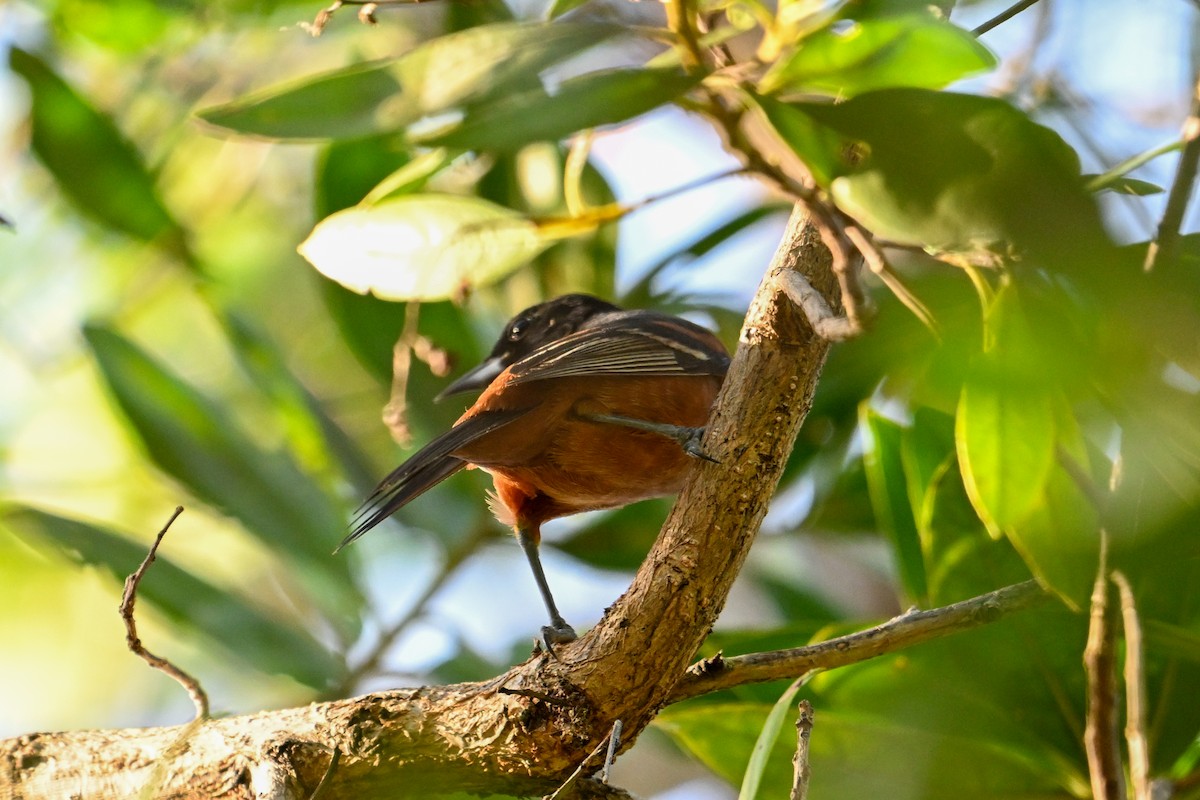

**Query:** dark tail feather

left=337, top=456, right=465, bottom=552
left=336, top=406, right=533, bottom=553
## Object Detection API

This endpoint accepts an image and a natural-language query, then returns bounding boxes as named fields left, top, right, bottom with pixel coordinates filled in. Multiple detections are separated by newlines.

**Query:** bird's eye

left=509, top=319, right=530, bottom=340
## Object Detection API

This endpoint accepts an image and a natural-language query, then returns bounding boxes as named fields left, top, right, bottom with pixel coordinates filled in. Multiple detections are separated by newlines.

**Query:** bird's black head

left=436, top=294, right=620, bottom=399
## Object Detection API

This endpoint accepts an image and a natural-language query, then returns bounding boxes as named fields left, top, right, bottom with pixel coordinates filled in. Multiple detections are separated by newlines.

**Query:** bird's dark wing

left=505, top=312, right=730, bottom=385
left=338, top=406, right=533, bottom=550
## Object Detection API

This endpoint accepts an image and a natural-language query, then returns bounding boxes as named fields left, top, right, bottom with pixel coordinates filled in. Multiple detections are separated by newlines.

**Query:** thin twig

left=119, top=507, right=209, bottom=720
left=306, top=0, right=427, bottom=35
left=971, top=0, right=1043, bottom=36
left=1113, top=571, right=1150, bottom=800
left=790, top=699, right=814, bottom=800
left=1145, top=70, right=1200, bottom=271
left=600, top=719, right=622, bottom=784
left=308, top=749, right=341, bottom=800
left=669, top=580, right=1048, bottom=702
left=842, top=222, right=940, bottom=339
left=543, top=727, right=621, bottom=800
left=1083, top=534, right=1125, bottom=800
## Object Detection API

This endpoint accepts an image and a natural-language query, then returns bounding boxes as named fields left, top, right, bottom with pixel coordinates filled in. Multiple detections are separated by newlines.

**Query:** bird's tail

left=336, top=406, right=532, bottom=553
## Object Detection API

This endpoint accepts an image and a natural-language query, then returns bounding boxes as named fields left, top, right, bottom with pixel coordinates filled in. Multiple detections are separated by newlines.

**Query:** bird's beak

left=435, top=356, right=507, bottom=401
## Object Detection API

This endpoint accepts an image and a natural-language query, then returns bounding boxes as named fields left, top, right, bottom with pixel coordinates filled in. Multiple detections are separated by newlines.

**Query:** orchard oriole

left=339, top=294, right=730, bottom=646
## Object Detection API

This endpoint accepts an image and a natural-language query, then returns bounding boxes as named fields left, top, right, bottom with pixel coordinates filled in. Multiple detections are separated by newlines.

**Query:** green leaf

left=861, top=406, right=928, bottom=604
left=298, top=194, right=549, bottom=302
left=791, top=89, right=1111, bottom=270
left=9, top=47, right=187, bottom=255
left=198, top=22, right=620, bottom=140
left=83, top=325, right=364, bottom=637
left=420, top=68, right=701, bottom=152
left=955, top=285, right=1057, bottom=534
left=760, top=13, right=995, bottom=96
left=1083, top=175, right=1163, bottom=196
left=738, top=678, right=806, bottom=800
left=2, top=507, right=341, bottom=687
left=744, top=93, right=843, bottom=187
left=1001, top=401, right=1098, bottom=610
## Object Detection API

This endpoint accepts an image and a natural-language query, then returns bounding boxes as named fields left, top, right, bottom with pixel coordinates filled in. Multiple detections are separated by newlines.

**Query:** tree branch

left=1144, top=69, right=1200, bottom=271
left=668, top=580, right=1048, bottom=703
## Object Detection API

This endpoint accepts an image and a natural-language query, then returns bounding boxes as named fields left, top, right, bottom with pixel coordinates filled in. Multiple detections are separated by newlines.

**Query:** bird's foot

left=539, top=620, right=578, bottom=658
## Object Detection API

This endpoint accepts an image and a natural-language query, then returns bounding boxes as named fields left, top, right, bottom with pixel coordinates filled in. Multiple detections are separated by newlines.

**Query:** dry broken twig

left=119, top=506, right=209, bottom=720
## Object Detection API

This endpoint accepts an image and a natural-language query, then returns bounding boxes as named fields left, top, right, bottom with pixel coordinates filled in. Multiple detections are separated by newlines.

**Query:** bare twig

left=842, top=222, right=940, bottom=338
left=544, top=725, right=621, bottom=800
left=1145, top=70, right=1200, bottom=271
left=791, top=699, right=814, bottom=800
left=119, top=507, right=209, bottom=720
left=669, top=580, right=1048, bottom=702
left=306, top=0, right=426, bottom=35
left=600, top=719, right=622, bottom=784
left=308, top=749, right=341, bottom=800
left=1084, top=535, right=1125, bottom=800
left=971, top=0, right=1043, bottom=36
left=1113, top=571, right=1150, bottom=800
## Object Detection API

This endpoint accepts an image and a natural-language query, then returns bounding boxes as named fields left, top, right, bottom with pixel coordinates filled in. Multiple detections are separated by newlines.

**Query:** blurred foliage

left=2, top=0, right=1199, bottom=797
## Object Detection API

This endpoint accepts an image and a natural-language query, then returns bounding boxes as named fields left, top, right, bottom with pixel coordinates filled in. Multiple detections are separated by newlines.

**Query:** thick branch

left=669, top=580, right=1049, bottom=703
left=553, top=204, right=841, bottom=728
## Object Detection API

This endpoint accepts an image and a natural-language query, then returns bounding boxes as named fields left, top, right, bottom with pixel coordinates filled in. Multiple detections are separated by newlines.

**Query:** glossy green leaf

left=792, top=89, right=1111, bottom=270
left=1002, top=400, right=1098, bottom=610
left=299, top=194, right=548, bottom=301
left=83, top=325, right=363, bottom=637
left=198, top=22, right=619, bottom=140
left=760, top=13, right=995, bottom=96
left=2, top=507, right=341, bottom=687
left=861, top=406, right=928, bottom=604
left=420, top=68, right=701, bottom=152
left=956, top=285, right=1057, bottom=534
left=9, top=48, right=187, bottom=255
left=738, top=678, right=806, bottom=800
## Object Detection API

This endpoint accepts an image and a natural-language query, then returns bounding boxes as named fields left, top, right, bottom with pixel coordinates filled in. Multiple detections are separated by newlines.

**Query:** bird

left=339, top=294, right=731, bottom=648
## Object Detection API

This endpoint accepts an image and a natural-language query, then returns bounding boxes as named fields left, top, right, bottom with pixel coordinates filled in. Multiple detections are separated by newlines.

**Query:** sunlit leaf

left=760, top=13, right=995, bottom=96
left=83, top=325, right=364, bottom=638
left=299, top=194, right=548, bottom=301
left=420, top=68, right=701, bottom=152
left=198, top=22, right=620, bottom=140
left=956, top=283, right=1056, bottom=534
left=3, top=507, right=342, bottom=687
left=9, top=47, right=188, bottom=256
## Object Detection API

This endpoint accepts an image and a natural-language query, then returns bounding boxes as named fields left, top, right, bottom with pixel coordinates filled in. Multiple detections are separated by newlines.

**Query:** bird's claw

left=681, top=427, right=720, bottom=464
left=539, top=621, right=578, bottom=658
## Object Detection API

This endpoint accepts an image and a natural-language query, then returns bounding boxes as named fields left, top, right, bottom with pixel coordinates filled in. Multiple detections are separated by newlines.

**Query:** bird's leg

left=579, top=412, right=719, bottom=464
left=516, top=525, right=578, bottom=649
